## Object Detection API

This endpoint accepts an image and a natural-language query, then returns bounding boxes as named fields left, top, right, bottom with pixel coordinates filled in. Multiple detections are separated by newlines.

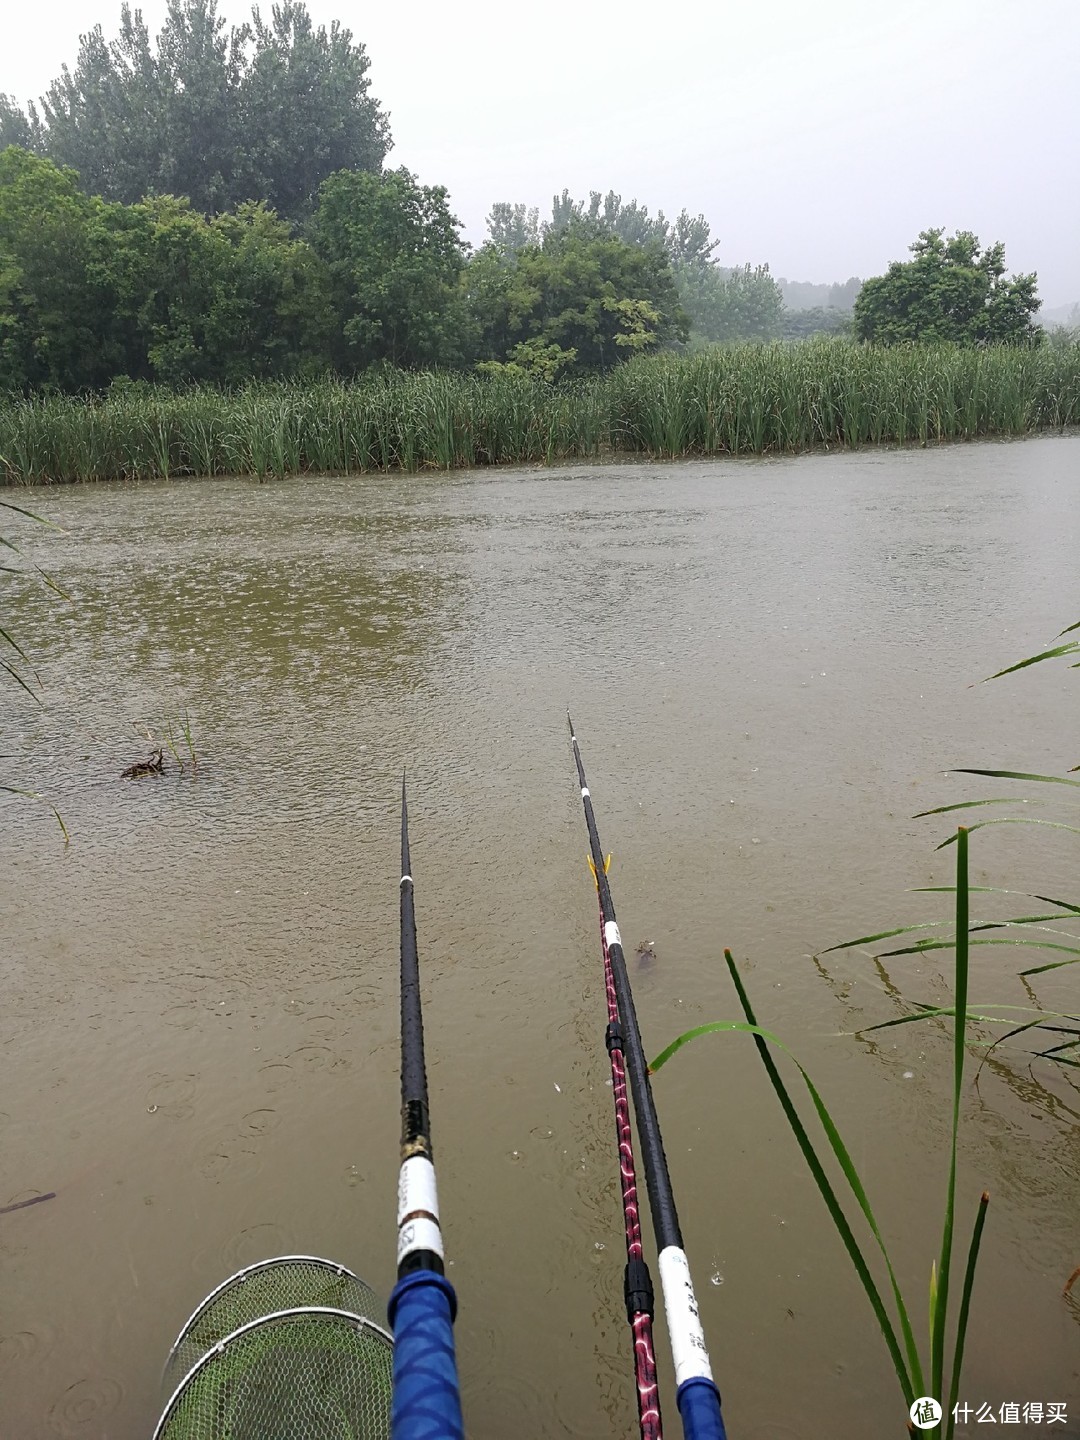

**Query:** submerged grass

left=650, top=829, right=987, bottom=1437
left=2, top=339, right=1079, bottom=483
left=825, top=617, right=1080, bottom=1065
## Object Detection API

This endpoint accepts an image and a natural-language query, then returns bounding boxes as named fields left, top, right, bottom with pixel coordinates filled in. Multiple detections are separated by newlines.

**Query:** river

left=1, top=437, right=1078, bottom=1438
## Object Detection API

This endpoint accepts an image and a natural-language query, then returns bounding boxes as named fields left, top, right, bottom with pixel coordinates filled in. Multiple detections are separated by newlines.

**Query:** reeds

left=651, top=829, right=987, bottom=1437
left=1, top=339, right=1078, bottom=484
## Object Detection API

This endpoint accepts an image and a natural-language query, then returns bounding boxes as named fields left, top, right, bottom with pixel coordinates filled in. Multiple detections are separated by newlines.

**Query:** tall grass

left=2, top=339, right=1078, bottom=483
left=651, top=829, right=988, bottom=1437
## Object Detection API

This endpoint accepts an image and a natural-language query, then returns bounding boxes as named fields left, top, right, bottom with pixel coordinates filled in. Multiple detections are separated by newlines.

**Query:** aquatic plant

left=650, top=829, right=988, bottom=1437
left=825, top=619, right=1080, bottom=1070
left=0, top=493, right=69, bottom=839
left=1, top=339, right=1078, bottom=484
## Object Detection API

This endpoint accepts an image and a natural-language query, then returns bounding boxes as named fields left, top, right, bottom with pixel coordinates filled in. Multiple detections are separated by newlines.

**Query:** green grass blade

left=1019, top=954, right=1080, bottom=976
left=1031, top=895, right=1080, bottom=914
left=860, top=1004, right=1078, bottom=1035
left=952, top=768, right=1080, bottom=788
left=0, top=786, right=69, bottom=842
left=1, top=658, right=41, bottom=702
left=944, top=1193, right=990, bottom=1440
left=936, top=818, right=1080, bottom=848
left=1033, top=1036, right=1080, bottom=1058
left=931, top=828, right=969, bottom=1406
left=911, top=886, right=1053, bottom=896
left=1056, top=619, right=1080, bottom=637
left=818, top=920, right=959, bottom=954
left=0, top=498, right=63, bottom=528
left=652, top=963, right=921, bottom=1402
left=985, top=643, right=1080, bottom=680
left=879, top=937, right=1080, bottom=959
left=914, top=798, right=1039, bottom=818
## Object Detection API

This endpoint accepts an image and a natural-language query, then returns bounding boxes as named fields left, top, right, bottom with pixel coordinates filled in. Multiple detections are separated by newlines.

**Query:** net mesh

left=155, top=1309, right=393, bottom=1440
left=156, top=1259, right=392, bottom=1440
left=164, top=1258, right=385, bottom=1395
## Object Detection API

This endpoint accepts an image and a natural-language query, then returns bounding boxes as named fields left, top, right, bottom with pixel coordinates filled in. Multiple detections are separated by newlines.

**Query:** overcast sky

left=3, top=0, right=1078, bottom=305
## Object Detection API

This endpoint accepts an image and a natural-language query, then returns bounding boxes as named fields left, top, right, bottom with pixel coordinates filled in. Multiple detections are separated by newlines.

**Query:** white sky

left=3, top=0, right=1078, bottom=304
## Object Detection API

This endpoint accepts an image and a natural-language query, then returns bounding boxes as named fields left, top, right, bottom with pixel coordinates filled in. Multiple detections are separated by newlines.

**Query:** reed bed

left=2, top=340, right=1078, bottom=483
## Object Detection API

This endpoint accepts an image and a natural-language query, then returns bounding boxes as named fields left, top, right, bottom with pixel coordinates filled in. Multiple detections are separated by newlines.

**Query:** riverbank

left=2, top=339, right=1078, bottom=483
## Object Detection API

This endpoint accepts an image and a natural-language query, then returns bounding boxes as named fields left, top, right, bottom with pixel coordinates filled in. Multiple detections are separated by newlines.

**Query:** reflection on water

left=2, top=438, right=1079, bottom=1436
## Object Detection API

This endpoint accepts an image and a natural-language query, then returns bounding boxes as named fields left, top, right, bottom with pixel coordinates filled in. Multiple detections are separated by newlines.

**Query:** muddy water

left=1, top=438, right=1078, bottom=1439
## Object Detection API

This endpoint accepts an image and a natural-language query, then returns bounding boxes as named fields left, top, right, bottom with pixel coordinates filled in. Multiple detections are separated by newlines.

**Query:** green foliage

left=0, top=150, right=333, bottom=388
left=854, top=229, right=1042, bottom=346
left=0, top=95, right=42, bottom=153
left=781, top=306, right=852, bottom=341
left=2, top=339, right=1079, bottom=482
left=493, top=186, right=784, bottom=345
left=679, top=263, right=784, bottom=345
left=826, top=617, right=1080, bottom=1066
left=652, top=834, right=989, bottom=1438
left=485, top=203, right=542, bottom=259
left=308, top=168, right=468, bottom=372
left=468, top=225, right=687, bottom=375
left=7, top=0, right=390, bottom=220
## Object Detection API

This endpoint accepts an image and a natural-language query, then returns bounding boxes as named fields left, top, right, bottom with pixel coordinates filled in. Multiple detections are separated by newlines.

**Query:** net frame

left=153, top=1306, right=394, bottom=1440
left=163, top=1256, right=381, bottom=1384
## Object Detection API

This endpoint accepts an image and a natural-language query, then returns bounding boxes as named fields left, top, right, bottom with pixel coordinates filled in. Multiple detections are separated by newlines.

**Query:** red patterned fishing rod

left=594, top=875, right=664, bottom=1440
left=569, top=712, right=727, bottom=1440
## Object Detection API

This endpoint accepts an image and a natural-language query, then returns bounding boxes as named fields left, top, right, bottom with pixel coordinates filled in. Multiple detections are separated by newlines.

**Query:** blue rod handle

left=389, top=1270, right=465, bottom=1440
left=677, top=1376, right=728, bottom=1440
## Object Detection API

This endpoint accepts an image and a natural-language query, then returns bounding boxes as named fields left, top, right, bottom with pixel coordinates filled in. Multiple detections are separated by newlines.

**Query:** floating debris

left=0, top=1191, right=56, bottom=1215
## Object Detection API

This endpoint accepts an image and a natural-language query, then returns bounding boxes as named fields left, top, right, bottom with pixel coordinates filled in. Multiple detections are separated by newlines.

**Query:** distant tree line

left=0, top=0, right=1048, bottom=395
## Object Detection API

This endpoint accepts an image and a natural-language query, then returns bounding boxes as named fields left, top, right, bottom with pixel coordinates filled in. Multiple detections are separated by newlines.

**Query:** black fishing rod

left=568, top=714, right=727, bottom=1440
left=388, top=773, right=465, bottom=1440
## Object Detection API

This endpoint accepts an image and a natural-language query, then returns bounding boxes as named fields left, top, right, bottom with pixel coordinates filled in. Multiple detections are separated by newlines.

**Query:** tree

left=238, top=1, right=391, bottom=220
left=780, top=306, right=851, bottom=341
left=8, top=0, right=390, bottom=220
left=468, top=224, right=687, bottom=376
left=677, top=263, right=783, bottom=345
left=309, top=168, right=468, bottom=371
left=487, top=188, right=788, bottom=345
left=0, top=147, right=118, bottom=390
left=485, top=202, right=541, bottom=259
left=827, top=276, right=862, bottom=310
left=0, top=96, right=42, bottom=153
left=0, top=149, right=333, bottom=390
left=853, top=229, right=1041, bottom=345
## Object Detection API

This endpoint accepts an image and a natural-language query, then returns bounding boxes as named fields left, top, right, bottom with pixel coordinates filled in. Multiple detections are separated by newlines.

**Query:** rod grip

left=677, top=1376, right=727, bottom=1440
left=388, top=1270, right=464, bottom=1440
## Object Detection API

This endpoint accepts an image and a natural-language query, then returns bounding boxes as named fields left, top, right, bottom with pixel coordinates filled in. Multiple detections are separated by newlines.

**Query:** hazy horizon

left=3, top=0, right=1077, bottom=306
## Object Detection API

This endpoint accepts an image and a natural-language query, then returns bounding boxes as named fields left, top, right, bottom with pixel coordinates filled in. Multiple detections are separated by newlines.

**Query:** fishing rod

left=388, top=773, right=465, bottom=1440
left=593, top=874, right=665, bottom=1439
left=568, top=714, right=727, bottom=1440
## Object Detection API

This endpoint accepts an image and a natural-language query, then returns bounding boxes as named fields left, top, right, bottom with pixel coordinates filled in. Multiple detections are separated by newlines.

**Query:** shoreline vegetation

left=2, top=339, right=1079, bottom=485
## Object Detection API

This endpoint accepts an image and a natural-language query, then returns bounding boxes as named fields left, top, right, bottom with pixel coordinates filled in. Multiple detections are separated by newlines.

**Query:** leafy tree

left=0, top=96, right=42, bottom=152
left=486, top=202, right=541, bottom=259
left=468, top=224, right=687, bottom=375
left=487, top=189, right=720, bottom=269
left=678, top=262, right=783, bottom=345
left=827, top=276, right=862, bottom=310
left=487, top=189, right=788, bottom=345
left=0, top=147, right=118, bottom=390
left=853, top=229, right=1041, bottom=345
left=0, top=148, right=332, bottom=390
left=781, top=306, right=852, bottom=341
left=237, top=1, right=391, bottom=220
left=8, top=0, right=390, bottom=220
left=309, top=168, right=468, bottom=371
